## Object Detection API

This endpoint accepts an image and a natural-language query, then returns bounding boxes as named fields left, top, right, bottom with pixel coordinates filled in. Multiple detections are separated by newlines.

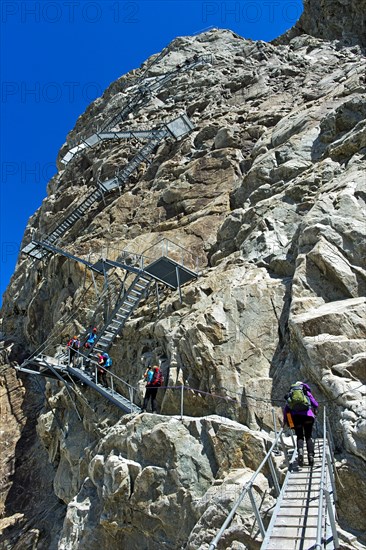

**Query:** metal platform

left=144, top=256, right=197, bottom=289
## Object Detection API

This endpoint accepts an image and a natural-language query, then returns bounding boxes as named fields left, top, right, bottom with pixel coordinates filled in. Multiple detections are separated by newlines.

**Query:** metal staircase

left=64, top=53, right=211, bottom=165
left=61, top=128, right=161, bottom=165
left=90, top=272, right=153, bottom=357
left=100, top=54, right=211, bottom=132
left=15, top=354, right=141, bottom=414
left=17, top=239, right=198, bottom=412
left=261, top=416, right=339, bottom=550
left=22, top=114, right=194, bottom=259
left=209, top=411, right=339, bottom=550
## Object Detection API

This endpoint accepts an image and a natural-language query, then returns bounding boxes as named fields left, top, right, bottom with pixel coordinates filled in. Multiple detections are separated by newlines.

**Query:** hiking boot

left=308, top=455, right=314, bottom=467
left=298, top=450, right=304, bottom=467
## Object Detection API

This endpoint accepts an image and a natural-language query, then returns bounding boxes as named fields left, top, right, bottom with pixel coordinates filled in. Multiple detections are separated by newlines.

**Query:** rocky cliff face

left=295, top=0, right=366, bottom=47
left=1, top=7, right=365, bottom=550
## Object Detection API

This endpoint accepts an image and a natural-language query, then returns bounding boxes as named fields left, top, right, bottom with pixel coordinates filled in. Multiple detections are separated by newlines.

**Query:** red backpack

left=151, top=368, right=163, bottom=387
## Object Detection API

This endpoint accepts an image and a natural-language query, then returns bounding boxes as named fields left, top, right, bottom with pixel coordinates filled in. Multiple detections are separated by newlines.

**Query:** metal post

left=129, top=386, right=134, bottom=409
left=111, top=373, right=114, bottom=393
left=326, top=451, right=338, bottom=503
left=324, top=489, right=340, bottom=549
left=95, top=364, right=98, bottom=384
left=156, top=282, right=160, bottom=314
left=176, top=266, right=182, bottom=303
left=316, top=413, right=327, bottom=550
left=279, top=433, right=290, bottom=467
left=180, top=385, right=184, bottom=420
left=268, top=455, right=281, bottom=497
left=90, top=271, right=99, bottom=298
left=248, top=486, right=266, bottom=538
left=272, top=408, right=280, bottom=455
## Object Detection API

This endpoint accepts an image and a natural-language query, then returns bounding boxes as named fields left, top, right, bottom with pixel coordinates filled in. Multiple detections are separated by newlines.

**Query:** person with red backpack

left=283, top=381, right=319, bottom=467
left=141, top=365, right=163, bottom=413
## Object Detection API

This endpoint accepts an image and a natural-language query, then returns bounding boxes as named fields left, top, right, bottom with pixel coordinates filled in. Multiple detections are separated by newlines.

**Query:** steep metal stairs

left=100, top=54, right=211, bottom=132
left=85, top=241, right=199, bottom=357
left=89, top=272, right=153, bottom=358
left=22, top=114, right=194, bottom=260
left=209, top=412, right=339, bottom=550
left=61, top=128, right=161, bottom=165
left=15, top=353, right=141, bottom=414
left=64, top=53, right=211, bottom=165
left=17, top=239, right=198, bottom=413
left=260, top=438, right=337, bottom=550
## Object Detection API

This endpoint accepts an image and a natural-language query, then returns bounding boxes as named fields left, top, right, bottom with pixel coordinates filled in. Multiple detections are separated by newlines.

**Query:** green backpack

left=286, top=382, right=310, bottom=411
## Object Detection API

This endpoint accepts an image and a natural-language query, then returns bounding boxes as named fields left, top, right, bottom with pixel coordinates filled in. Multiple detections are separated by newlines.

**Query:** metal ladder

left=261, top=414, right=339, bottom=550
left=15, top=353, right=141, bottom=414
left=64, top=53, right=211, bottom=164
left=89, top=272, right=153, bottom=357
left=22, top=114, right=194, bottom=259
left=61, top=128, right=161, bottom=165
left=209, top=410, right=339, bottom=550
left=99, top=53, right=211, bottom=133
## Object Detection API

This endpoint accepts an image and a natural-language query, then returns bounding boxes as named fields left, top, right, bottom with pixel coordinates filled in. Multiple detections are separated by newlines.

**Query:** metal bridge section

left=64, top=53, right=211, bottom=164
left=16, top=239, right=198, bottom=411
left=209, top=411, right=339, bottom=550
left=61, top=128, right=162, bottom=165
left=22, top=114, right=194, bottom=260
left=15, top=353, right=141, bottom=414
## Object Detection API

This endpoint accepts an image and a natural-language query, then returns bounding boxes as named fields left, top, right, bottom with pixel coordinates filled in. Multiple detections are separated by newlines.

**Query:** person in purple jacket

left=283, top=381, right=319, bottom=466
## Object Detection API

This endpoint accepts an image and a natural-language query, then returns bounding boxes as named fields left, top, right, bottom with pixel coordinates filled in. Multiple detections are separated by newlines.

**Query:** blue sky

left=0, top=0, right=303, bottom=304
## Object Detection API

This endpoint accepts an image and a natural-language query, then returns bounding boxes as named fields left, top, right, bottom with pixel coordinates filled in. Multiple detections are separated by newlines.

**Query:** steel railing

left=315, top=409, right=339, bottom=550
left=208, top=421, right=295, bottom=550
left=68, top=348, right=138, bottom=409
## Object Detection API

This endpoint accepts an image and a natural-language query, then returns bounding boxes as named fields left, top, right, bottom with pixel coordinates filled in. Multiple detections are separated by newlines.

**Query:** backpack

left=286, top=383, right=310, bottom=411
left=145, top=369, right=154, bottom=383
left=151, top=368, right=163, bottom=387
left=68, top=338, right=79, bottom=350
left=102, top=354, right=112, bottom=367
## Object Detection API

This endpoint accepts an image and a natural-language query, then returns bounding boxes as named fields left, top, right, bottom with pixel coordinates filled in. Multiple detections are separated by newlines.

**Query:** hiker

left=84, top=327, right=97, bottom=349
left=283, top=381, right=319, bottom=467
left=97, top=352, right=112, bottom=388
left=67, top=335, right=80, bottom=366
left=142, top=365, right=163, bottom=413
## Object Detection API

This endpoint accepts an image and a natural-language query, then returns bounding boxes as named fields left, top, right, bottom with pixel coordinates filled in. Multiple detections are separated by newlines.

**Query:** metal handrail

left=72, top=348, right=138, bottom=394
left=315, top=409, right=339, bottom=550
left=208, top=425, right=287, bottom=550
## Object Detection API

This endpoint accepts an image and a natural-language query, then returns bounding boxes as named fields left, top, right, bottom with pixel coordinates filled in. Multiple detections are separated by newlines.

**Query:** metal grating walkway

left=16, top=355, right=141, bottom=414
left=261, top=442, right=336, bottom=550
